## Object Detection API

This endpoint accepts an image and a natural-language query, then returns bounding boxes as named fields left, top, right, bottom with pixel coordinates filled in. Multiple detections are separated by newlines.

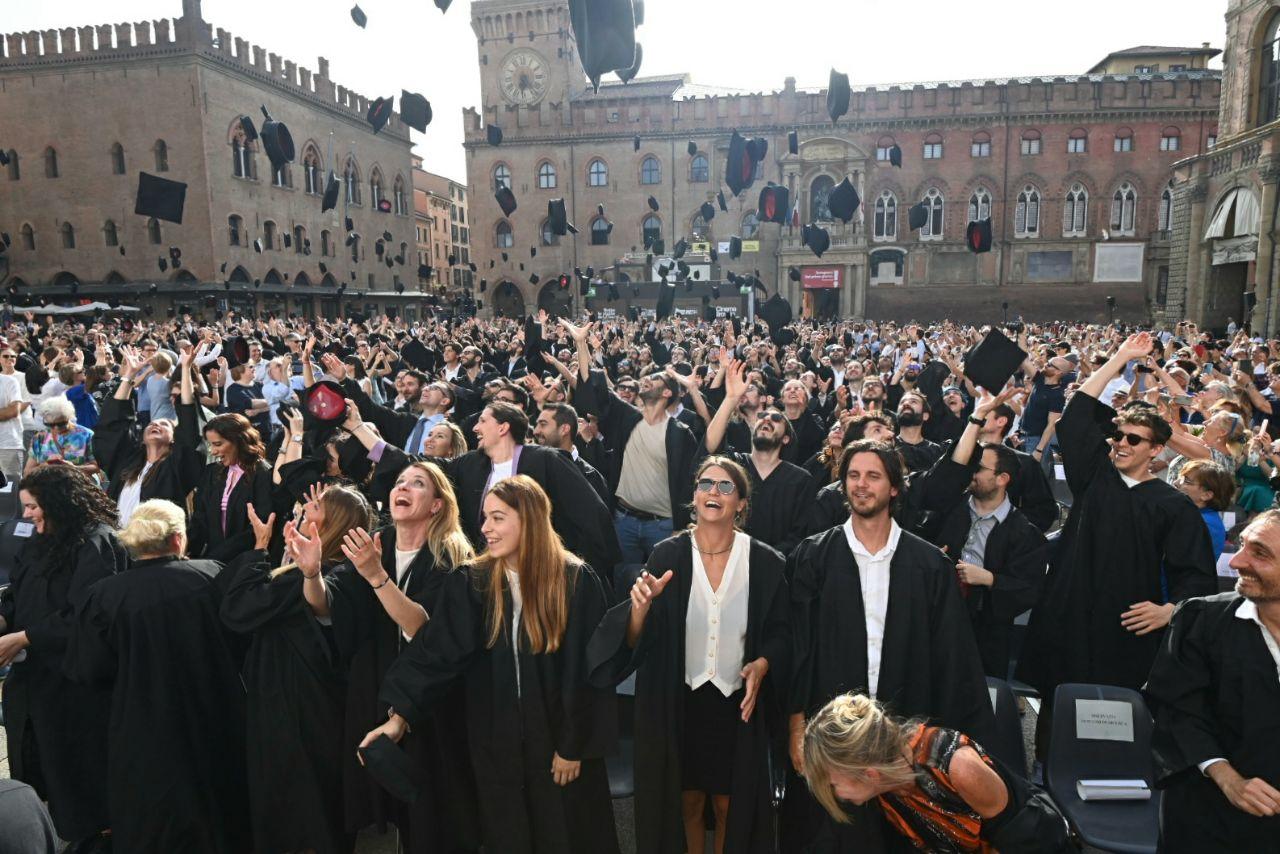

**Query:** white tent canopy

left=23, top=302, right=141, bottom=315
left=1204, top=188, right=1261, bottom=239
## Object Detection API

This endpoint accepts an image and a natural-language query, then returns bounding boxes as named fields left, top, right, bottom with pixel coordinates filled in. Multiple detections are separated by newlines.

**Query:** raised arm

left=705, top=360, right=746, bottom=454
left=1078, top=332, right=1152, bottom=402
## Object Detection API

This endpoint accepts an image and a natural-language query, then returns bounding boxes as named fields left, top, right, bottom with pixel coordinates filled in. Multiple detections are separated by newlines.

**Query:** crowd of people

left=0, top=306, right=1275, bottom=854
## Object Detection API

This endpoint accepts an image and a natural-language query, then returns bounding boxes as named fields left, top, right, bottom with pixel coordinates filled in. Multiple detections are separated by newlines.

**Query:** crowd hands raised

left=0, top=305, right=1275, bottom=854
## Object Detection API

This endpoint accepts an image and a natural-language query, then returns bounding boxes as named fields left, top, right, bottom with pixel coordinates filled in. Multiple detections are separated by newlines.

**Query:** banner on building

left=801, top=266, right=843, bottom=289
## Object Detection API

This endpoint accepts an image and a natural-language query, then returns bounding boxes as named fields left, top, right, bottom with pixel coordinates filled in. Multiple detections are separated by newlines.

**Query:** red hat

left=303, top=381, right=347, bottom=426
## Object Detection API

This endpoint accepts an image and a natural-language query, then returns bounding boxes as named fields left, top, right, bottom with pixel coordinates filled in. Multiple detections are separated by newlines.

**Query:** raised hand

left=246, top=506, right=277, bottom=551
left=629, top=569, right=674, bottom=615
left=724, top=359, right=747, bottom=400
left=341, top=528, right=385, bottom=585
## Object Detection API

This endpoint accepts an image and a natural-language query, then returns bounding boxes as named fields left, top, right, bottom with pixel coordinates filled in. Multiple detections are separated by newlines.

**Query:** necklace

left=693, top=531, right=734, bottom=556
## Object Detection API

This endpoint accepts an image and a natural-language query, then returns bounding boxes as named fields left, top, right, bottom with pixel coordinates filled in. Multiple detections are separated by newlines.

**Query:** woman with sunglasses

left=1162, top=405, right=1246, bottom=486
left=589, top=456, right=791, bottom=854
left=24, top=397, right=99, bottom=482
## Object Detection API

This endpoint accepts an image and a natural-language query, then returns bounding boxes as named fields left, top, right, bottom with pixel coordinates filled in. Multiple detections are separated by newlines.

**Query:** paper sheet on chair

left=1076, top=779, right=1151, bottom=801
left=1074, top=699, right=1134, bottom=741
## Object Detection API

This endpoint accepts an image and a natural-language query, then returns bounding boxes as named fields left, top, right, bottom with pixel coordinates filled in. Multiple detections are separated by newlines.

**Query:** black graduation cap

left=283, top=233, right=292, bottom=249
left=729, top=236, right=743, bottom=260
left=725, top=131, right=754, bottom=196
left=468, top=262, right=477, bottom=272
left=687, top=140, right=698, bottom=156
left=827, top=69, right=851, bottom=123
left=220, top=261, right=228, bottom=273
left=258, top=106, right=295, bottom=171
left=699, top=201, right=716, bottom=222
left=135, top=172, right=187, bottom=224
left=656, top=280, right=676, bottom=320
left=827, top=177, right=860, bottom=223
left=758, top=184, right=790, bottom=225
left=788, top=266, right=801, bottom=282
left=757, top=293, right=794, bottom=346
left=519, top=263, right=525, bottom=271
left=239, top=115, right=259, bottom=142
left=495, top=186, right=517, bottom=217
left=888, top=144, right=902, bottom=168
left=302, top=380, right=348, bottom=426
left=710, top=246, right=719, bottom=262
left=486, top=125, right=503, bottom=146
left=568, top=0, right=639, bottom=91
left=169, top=246, right=182, bottom=261
left=149, top=283, right=159, bottom=294
left=359, top=735, right=425, bottom=804
left=529, top=273, right=540, bottom=285
left=0, top=150, right=8, bottom=167
left=158, top=256, right=168, bottom=273
left=253, top=238, right=263, bottom=253
left=350, top=4, right=368, bottom=28
left=479, top=279, right=487, bottom=293
left=717, top=190, right=728, bottom=212
left=647, top=196, right=659, bottom=212
left=119, top=245, right=126, bottom=256
left=548, top=198, right=572, bottom=236
left=788, top=131, right=799, bottom=155
left=618, top=43, right=643, bottom=83
left=748, top=137, right=768, bottom=163
left=501, top=252, right=508, bottom=262
left=400, top=91, right=432, bottom=132
left=908, top=202, right=929, bottom=231
left=633, top=134, right=641, bottom=152
left=399, top=340, right=429, bottom=370
left=964, top=329, right=1026, bottom=393
left=966, top=218, right=993, bottom=254
left=385, top=256, right=394, bottom=269
left=529, top=246, right=538, bottom=258
left=367, top=96, right=393, bottom=134
left=803, top=224, right=831, bottom=258
left=673, top=239, right=689, bottom=259
left=345, top=216, right=355, bottom=233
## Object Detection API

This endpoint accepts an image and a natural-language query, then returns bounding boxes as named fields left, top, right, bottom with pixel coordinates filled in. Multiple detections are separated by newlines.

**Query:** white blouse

left=685, top=532, right=751, bottom=696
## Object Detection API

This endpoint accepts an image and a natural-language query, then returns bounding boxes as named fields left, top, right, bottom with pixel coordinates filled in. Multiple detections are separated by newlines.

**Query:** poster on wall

left=1094, top=243, right=1144, bottom=282
left=801, top=266, right=843, bottom=289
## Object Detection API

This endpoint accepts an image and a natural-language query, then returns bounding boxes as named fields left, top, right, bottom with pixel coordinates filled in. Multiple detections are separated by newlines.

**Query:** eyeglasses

left=696, top=478, right=737, bottom=495
left=45, top=421, right=69, bottom=430
left=0, top=355, right=15, bottom=360
left=1111, top=432, right=1152, bottom=447
left=761, top=412, right=786, bottom=423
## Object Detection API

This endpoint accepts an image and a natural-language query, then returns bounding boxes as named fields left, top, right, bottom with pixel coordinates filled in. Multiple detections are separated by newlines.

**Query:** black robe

left=0, top=525, right=125, bottom=841
left=720, top=451, right=816, bottom=556
left=1143, top=593, right=1280, bottom=852
left=326, top=527, right=479, bottom=852
left=379, top=561, right=620, bottom=854
left=63, top=557, right=250, bottom=854
left=95, top=395, right=200, bottom=508
left=219, top=551, right=352, bottom=854
left=1016, top=393, right=1217, bottom=696
left=587, top=531, right=791, bottom=854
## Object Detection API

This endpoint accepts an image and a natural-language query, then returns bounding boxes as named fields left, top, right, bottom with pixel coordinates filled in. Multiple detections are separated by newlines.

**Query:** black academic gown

left=720, top=451, right=816, bottom=556
left=587, top=532, right=791, bottom=854
left=219, top=551, right=353, bottom=854
left=1016, top=393, right=1217, bottom=696
left=1005, top=445, right=1059, bottom=533
left=785, top=524, right=995, bottom=853
left=783, top=411, right=826, bottom=465
left=95, top=395, right=200, bottom=508
left=326, top=528, right=479, bottom=853
left=63, top=557, right=250, bottom=854
left=379, top=561, right=620, bottom=854
left=0, top=525, right=125, bottom=841
left=1143, top=593, right=1280, bottom=853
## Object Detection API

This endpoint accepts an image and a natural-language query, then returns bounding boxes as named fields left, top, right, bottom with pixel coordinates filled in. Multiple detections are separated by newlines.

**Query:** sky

left=5, top=0, right=1226, bottom=179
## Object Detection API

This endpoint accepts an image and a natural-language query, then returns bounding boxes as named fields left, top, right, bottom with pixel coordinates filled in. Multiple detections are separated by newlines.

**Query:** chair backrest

left=983, top=677, right=1028, bottom=775
left=1047, top=683, right=1155, bottom=787
left=0, top=517, right=34, bottom=587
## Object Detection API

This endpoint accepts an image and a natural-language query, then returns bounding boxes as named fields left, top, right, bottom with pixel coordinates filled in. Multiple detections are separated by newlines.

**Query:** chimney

left=1202, top=42, right=1210, bottom=50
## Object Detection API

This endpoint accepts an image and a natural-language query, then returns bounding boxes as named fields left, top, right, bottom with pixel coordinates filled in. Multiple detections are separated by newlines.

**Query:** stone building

left=1167, top=0, right=1280, bottom=334
left=0, top=0, right=419, bottom=320
left=1088, top=44, right=1220, bottom=75
left=463, top=0, right=1220, bottom=324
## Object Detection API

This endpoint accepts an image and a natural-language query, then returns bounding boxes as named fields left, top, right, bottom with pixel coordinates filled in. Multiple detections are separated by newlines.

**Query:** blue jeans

left=613, top=509, right=673, bottom=591
left=1024, top=432, right=1059, bottom=479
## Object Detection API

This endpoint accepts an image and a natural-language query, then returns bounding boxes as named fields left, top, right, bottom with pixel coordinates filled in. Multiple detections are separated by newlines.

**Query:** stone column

left=1183, top=184, right=1209, bottom=326
left=1257, top=161, right=1280, bottom=336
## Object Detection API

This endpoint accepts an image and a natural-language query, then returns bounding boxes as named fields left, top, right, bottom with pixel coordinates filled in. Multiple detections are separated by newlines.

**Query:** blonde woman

left=361, top=475, right=620, bottom=854
left=423, top=420, right=469, bottom=459
left=221, top=486, right=376, bottom=854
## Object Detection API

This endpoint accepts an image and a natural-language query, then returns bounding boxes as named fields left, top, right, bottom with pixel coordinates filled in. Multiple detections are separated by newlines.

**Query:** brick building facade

left=464, top=0, right=1220, bottom=324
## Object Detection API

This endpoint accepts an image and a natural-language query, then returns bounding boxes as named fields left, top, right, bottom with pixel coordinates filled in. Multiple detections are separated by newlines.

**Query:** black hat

left=748, top=137, right=768, bottom=163
left=401, top=339, right=434, bottom=371
left=827, top=177, right=860, bottom=223
left=253, top=238, right=263, bottom=253
left=633, top=134, right=641, bottom=152
left=283, top=233, right=292, bottom=248
left=239, top=115, right=259, bottom=142
left=0, top=150, right=8, bottom=167
left=803, top=224, right=831, bottom=257
left=382, top=230, right=393, bottom=242
left=319, top=262, right=328, bottom=274
left=529, top=273, right=540, bottom=285
left=302, top=381, right=347, bottom=426
left=788, top=130, right=799, bottom=155
left=529, top=246, right=537, bottom=258
left=788, top=266, right=801, bottom=282
left=964, top=329, right=1027, bottom=393
left=757, top=293, right=794, bottom=345
left=220, top=261, right=228, bottom=273
left=618, top=43, right=643, bottom=83
left=548, top=198, right=572, bottom=236
left=448, top=254, right=457, bottom=266
left=647, top=195, right=659, bottom=212
left=501, top=252, right=508, bottom=262
left=258, top=106, right=295, bottom=172
left=486, top=124, right=503, bottom=146
left=358, top=735, right=426, bottom=804
left=966, top=218, right=993, bottom=253
left=367, top=96, right=393, bottom=134
left=350, top=4, right=368, bottom=27
left=729, top=236, right=743, bottom=260
left=169, top=246, right=182, bottom=261
left=468, top=262, right=477, bottom=272
left=345, top=216, right=355, bottom=233
left=907, top=202, right=929, bottom=231
left=725, top=131, right=754, bottom=197
left=888, top=144, right=902, bottom=168
left=673, top=239, right=689, bottom=259
left=568, top=0, right=639, bottom=91
left=827, top=69, right=851, bottom=122
left=717, top=190, right=728, bottom=212
left=656, top=280, right=676, bottom=320
left=158, top=256, right=168, bottom=273
left=758, top=184, right=790, bottom=225
left=495, top=186, right=517, bottom=217
left=135, top=172, right=187, bottom=224
left=699, top=201, right=716, bottom=222
left=400, top=91, right=432, bottom=132
left=687, top=140, right=698, bottom=156
left=479, top=279, right=487, bottom=293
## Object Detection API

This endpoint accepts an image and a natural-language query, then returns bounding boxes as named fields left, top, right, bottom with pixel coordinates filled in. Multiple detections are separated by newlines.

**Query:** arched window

left=232, top=131, right=254, bottom=180
left=294, top=225, right=306, bottom=255
left=1114, top=127, right=1134, bottom=153
left=1159, top=182, right=1174, bottom=233
left=6, top=150, right=19, bottom=181
left=110, top=142, right=126, bottom=175
left=1111, top=182, right=1137, bottom=234
left=741, top=211, right=760, bottom=240
left=642, top=215, right=662, bottom=246
left=493, top=163, right=511, bottom=191
left=1260, top=14, right=1280, bottom=126
left=971, top=131, right=991, bottom=158
left=1020, top=129, right=1041, bottom=156
left=147, top=218, right=162, bottom=245
left=103, top=220, right=119, bottom=247
left=587, top=158, right=608, bottom=187
left=228, top=215, right=244, bottom=247
left=590, top=217, right=611, bottom=245
left=967, top=187, right=992, bottom=222
left=45, top=147, right=59, bottom=178
left=810, top=175, right=836, bottom=222
left=20, top=223, right=35, bottom=251
left=1160, top=127, right=1182, bottom=152
left=690, top=154, right=709, bottom=183
left=321, top=230, right=333, bottom=257
left=154, top=140, right=169, bottom=172
left=1063, top=183, right=1088, bottom=236
left=537, top=161, right=557, bottom=190
left=1068, top=128, right=1088, bottom=154
left=875, top=135, right=897, bottom=162
left=541, top=219, right=559, bottom=246
left=394, top=175, right=407, bottom=215
left=263, top=221, right=278, bottom=251
left=495, top=220, right=514, bottom=248
left=104, top=271, right=126, bottom=285
left=369, top=170, right=384, bottom=209
left=228, top=265, right=251, bottom=284
left=344, top=158, right=361, bottom=204
left=303, top=148, right=321, bottom=195
left=922, top=133, right=944, bottom=160
left=640, top=155, right=661, bottom=185
left=920, top=188, right=944, bottom=239
left=264, top=269, right=284, bottom=285
left=60, top=222, right=75, bottom=249
left=873, top=191, right=897, bottom=240
left=273, top=161, right=291, bottom=189
left=295, top=272, right=312, bottom=287
left=1015, top=185, right=1040, bottom=236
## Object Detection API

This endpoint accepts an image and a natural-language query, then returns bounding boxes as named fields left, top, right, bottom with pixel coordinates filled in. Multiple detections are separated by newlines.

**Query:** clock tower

left=471, top=0, right=583, bottom=120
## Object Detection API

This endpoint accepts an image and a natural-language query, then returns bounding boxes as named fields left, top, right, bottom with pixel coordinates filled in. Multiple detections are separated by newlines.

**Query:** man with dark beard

left=894, top=390, right=944, bottom=476
left=452, top=345, right=496, bottom=393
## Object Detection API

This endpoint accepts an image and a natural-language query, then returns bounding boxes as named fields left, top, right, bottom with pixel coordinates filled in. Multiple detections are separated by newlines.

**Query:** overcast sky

left=7, top=0, right=1226, bottom=178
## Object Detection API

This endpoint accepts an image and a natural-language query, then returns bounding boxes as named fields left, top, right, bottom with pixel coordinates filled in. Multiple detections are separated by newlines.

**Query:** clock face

left=500, top=49, right=549, bottom=106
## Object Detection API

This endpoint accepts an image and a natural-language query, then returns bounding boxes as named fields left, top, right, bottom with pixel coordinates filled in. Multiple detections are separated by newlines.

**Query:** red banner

left=801, top=266, right=842, bottom=289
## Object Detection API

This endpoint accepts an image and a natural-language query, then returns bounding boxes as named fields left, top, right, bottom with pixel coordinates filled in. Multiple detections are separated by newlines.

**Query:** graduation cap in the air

left=400, top=91, right=432, bottom=132
left=367, top=96, right=393, bottom=134
left=381, top=230, right=393, bottom=243
left=827, top=69, right=850, bottom=123
left=501, top=252, right=508, bottom=262
left=758, top=293, right=795, bottom=346
left=684, top=140, right=698, bottom=157
left=788, top=131, right=799, bottom=156
left=656, top=279, right=676, bottom=320
left=302, top=380, right=348, bottom=426
left=350, top=4, right=368, bottom=27
left=359, top=735, right=425, bottom=804
left=729, top=236, right=743, bottom=260
left=758, top=184, right=789, bottom=225
left=479, top=279, right=487, bottom=293
left=529, top=273, right=540, bottom=285
left=486, top=124, right=503, bottom=146
left=548, top=198, right=573, bottom=236
left=803, top=224, right=830, bottom=258
left=345, top=216, right=355, bottom=233
left=258, top=106, right=295, bottom=172
left=725, top=131, right=755, bottom=197
left=135, top=173, right=187, bottom=224
left=495, top=186, right=517, bottom=217
left=253, top=238, right=263, bottom=253
left=319, top=262, right=328, bottom=275
left=827, top=177, right=860, bottom=223
left=618, top=44, right=643, bottom=83
left=283, top=233, right=292, bottom=249
left=468, top=262, right=477, bottom=272
left=908, top=202, right=929, bottom=231
left=529, top=245, right=537, bottom=259
left=964, top=329, right=1027, bottom=393
left=239, top=114, right=259, bottom=142
left=158, top=256, right=168, bottom=273
left=699, top=201, right=716, bottom=222
left=568, top=0, right=640, bottom=91
left=401, top=339, right=434, bottom=371
left=788, top=266, right=801, bottom=283
left=0, top=150, right=8, bottom=167
left=647, top=195, right=659, bottom=212
left=633, top=134, right=641, bottom=152
left=672, top=239, right=689, bottom=259
left=717, top=191, right=728, bottom=212
left=966, top=218, right=993, bottom=253
left=888, top=144, right=902, bottom=168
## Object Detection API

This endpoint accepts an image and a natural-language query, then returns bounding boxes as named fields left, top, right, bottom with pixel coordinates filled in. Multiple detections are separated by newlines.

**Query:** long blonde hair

left=803, top=694, right=919, bottom=823
left=475, top=475, right=579, bottom=653
left=398, top=461, right=475, bottom=571
left=271, top=485, right=377, bottom=578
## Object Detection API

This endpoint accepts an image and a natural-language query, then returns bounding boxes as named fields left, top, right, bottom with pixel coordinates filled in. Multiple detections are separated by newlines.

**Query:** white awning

left=1205, top=188, right=1261, bottom=239
left=24, top=302, right=141, bottom=315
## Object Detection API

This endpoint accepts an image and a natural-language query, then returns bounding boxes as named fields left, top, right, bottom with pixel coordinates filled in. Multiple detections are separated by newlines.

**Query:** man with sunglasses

left=1017, top=332, right=1217, bottom=759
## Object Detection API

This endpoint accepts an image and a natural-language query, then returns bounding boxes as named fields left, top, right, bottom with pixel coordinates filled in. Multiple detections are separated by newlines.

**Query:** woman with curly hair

left=179, top=349, right=273, bottom=561
left=0, top=465, right=127, bottom=852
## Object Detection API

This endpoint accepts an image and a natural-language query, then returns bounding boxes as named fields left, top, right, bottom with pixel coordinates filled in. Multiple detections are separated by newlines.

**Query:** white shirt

left=507, top=569, right=524, bottom=698
left=0, top=373, right=25, bottom=450
left=394, top=547, right=422, bottom=641
left=685, top=532, right=751, bottom=695
left=484, top=459, right=515, bottom=499
left=843, top=518, right=903, bottom=699
left=116, top=461, right=154, bottom=527
left=1198, top=599, right=1280, bottom=775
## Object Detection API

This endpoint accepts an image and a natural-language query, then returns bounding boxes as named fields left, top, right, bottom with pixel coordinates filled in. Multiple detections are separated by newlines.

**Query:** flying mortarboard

left=495, top=186, right=517, bottom=217
left=253, top=239, right=263, bottom=253
left=908, top=202, right=929, bottom=231
left=633, top=134, right=641, bottom=152
left=687, top=140, right=698, bottom=156
left=158, top=257, right=168, bottom=273
left=647, top=196, right=659, bottom=212
left=529, top=273, right=540, bottom=285
left=486, top=124, right=503, bottom=146
left=717, top=191, right=728, bottom=212
left=367, top=96, right=393, bottom=134
left=673, top=239, right=689, bottom=259
left=656, top=279, right=676, bottom=320
left=568, top=0, right=640, bottom=91
left=548, top=198, right=573, bottom=236
left=788, top=266, right=801, bottom=282
left=700, top=201, right=716, bottom=222
left=399, top=91, right=432, bottom=132
left=964, top=329, right=1027, bottom=393
left=888, top=144, right=902, bottom=168
left=788, top=131, right=799, bottom=155
left=758, top=184, right=789, bottom=225
left=258, top=106, right=295, bottom=172
left=724, top=131, right=754, bottom=197
left=803, top=224, right=830, bottom=258
left=283, top=233, right=292, bottom=248
left=618, top=44, right=643, bottom=83
left=966, top=218, right=993, bottom=253
left=827, top=177, right=860, bottom=223
left=729, top=236, right=743, bottom=260
left=301, top=381, right=348, bottom=426
left=757, top=293, right=794, bottom=346
left=827, top=69, right=851, bottom=123
left=135, top=172, right=187, bottom=224
left=530, top=246, right=537, bottom=258
left=350, top=4, right=368, bottom=28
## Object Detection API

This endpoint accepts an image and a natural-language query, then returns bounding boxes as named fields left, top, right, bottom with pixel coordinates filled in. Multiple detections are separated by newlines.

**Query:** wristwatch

left=291, top=435, right=303, bottom=443
left=967, top=414, right=985, bottom=426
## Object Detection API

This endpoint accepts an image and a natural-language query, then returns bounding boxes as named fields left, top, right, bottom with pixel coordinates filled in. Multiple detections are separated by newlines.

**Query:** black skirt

left=681, top=681, right=743, bottom=795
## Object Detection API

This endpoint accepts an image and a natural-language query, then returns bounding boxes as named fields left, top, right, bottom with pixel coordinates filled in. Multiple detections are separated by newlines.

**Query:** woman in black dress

left=0, top=465, right=127, bottom=852
left=589, top=456, right=792, bottom=854
left=361, top=475, right=620, bottom=854
left=222, top=485, right=377, bottom=854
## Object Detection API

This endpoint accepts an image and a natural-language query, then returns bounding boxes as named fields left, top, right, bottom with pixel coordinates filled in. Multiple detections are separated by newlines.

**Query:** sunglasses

left=1111, top=432, right=1152, bottom=447
left=761, top=412, right=786, bottom=423
left=45, top=421, right=69, bottom=430
left=696, top=478, right=737, bottom=495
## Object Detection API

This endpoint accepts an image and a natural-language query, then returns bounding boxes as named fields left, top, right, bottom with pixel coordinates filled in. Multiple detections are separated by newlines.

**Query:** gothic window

left=103, top=220, right=119, bottom=247
left=154, top=140, right=169, bottom=172
left=537, top=161, right=557, bottom=189
left=1111, top=182, right=1137, bottom=235
left=873, top=191, right=897, bottom=241
left=1063, top=183, right=1088, bottom=236
left=588, top=158, right=608, bottom=187
left=641, top=156, right=661, bottom=185
left=228, top=215, right=244, bottom=247
left=1260, top=14, right=1280, bottom=126
left=642, top=215, right=662, bottom=246
left=61, top=222, right=75, bottom=249
left=1015, top=185, right=1040, bottom=236
left=690, top=154, right=709, bottom=183
left=590, top=217, right=610, bottom=245
left=967, top=187, right=992, bottom=222
left=110, top=143, right=126, bottom=175
left=495, top=220, right=514, bottom=248
left=1159, top=182, right=1174, bottom=233
left=920, top=188, right=944, bottom=240
left=45, top=147, right=59, bottom=178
